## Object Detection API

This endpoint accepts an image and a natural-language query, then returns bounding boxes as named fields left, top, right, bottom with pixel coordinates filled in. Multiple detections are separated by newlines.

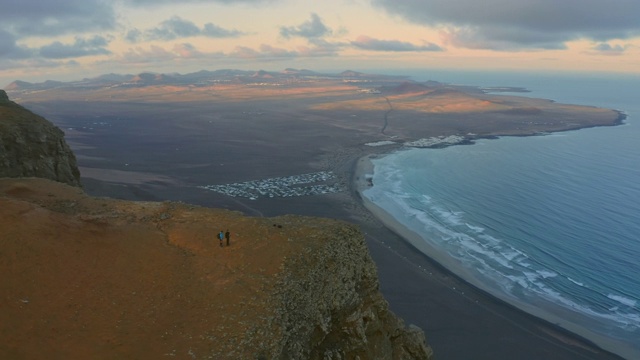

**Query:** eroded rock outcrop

left=0, top=178, right=432, bottom=359
left=0, top=90, right=81, bottom=187
left=267, top=223, right=431, bottom=359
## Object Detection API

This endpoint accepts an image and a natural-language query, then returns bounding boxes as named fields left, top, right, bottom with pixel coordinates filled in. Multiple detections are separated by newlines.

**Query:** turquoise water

left=363, top=71, right=640, bottom=356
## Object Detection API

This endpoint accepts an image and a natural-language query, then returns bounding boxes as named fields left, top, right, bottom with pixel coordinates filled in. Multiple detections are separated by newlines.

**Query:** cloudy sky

left=1, top=0, right=639, bottom=85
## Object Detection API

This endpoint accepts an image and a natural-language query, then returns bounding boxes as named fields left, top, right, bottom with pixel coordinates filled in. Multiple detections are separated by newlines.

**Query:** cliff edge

left=0, top=178, right=432, bottom=359
left=0, top=90, right=81, bottom=187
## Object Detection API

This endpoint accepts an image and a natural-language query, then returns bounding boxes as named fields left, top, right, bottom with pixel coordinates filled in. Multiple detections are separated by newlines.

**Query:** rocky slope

left=0, top=90, right=80, bottom=187
left=0, top=178, right=432, bottom=359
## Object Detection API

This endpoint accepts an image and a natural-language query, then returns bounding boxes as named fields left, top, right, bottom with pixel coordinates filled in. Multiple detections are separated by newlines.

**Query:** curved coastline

left=352, top=150, right=637, bottom=360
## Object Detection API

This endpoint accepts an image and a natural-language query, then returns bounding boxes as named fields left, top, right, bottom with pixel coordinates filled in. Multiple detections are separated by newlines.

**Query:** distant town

left=198, top=171, right=342, bottom=200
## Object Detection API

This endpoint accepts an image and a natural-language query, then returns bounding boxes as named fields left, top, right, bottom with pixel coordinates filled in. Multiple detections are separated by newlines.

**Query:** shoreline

left=351, top=151, right=637, bottom=360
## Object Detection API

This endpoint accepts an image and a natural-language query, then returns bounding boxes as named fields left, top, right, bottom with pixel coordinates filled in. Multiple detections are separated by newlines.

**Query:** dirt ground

left=0, top=178, right=325, bottom=359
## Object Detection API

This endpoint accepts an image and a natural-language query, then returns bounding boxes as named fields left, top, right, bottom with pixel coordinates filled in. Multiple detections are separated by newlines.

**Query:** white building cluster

left=199, top=171, right=342, bottom=200
left=404, top=135, right=465, bottom=147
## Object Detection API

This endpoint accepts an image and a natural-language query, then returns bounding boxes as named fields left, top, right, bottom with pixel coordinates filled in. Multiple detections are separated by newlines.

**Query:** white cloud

left=280, top=13, right=332, bottom=39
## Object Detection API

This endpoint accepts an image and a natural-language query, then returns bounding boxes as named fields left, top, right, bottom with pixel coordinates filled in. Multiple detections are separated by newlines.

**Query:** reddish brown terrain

left=0, top=178, right=430, bottom=359
left=1, top=178, right=277, bottom=359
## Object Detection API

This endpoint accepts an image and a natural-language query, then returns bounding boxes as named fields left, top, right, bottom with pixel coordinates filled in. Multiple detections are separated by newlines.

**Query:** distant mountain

left=88, top=73, right=135, bottom=83
left=4, top=80, right=33, bottom=90
left=130, top=72, right=179, bottom=85
left=281, top=68, right=319, bottom=76
left=4, top=80, right=65, bottom=91
left=252, top=70, right=275, bottom=78
left=340, top=70, right=365, bottom=77
left=3, top=68, right=410, bottom=92
left=42, top=80, right=64, bottom=87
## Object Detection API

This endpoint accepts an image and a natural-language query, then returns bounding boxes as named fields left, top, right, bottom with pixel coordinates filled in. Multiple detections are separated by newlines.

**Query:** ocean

left=363, top=70, right=640, bottom=357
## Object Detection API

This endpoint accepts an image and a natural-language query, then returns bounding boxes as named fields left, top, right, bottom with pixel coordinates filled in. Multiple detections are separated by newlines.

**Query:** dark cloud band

left=1, top=0, right=116, bottom=37
left=39, top=36, right=111, bottom=59
left=372, top=0, right=640, bottom=50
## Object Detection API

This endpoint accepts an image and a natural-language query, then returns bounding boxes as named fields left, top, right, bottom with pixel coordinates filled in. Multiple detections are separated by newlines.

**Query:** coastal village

left=365, top=135, right=468, bottom=148
left=199, top=135, right=469, bottom=201
left=198, top=171, right=342, bottom=200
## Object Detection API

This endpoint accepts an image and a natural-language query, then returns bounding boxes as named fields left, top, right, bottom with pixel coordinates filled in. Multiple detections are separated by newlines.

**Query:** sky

left=1, top=0, right=640, bottom=86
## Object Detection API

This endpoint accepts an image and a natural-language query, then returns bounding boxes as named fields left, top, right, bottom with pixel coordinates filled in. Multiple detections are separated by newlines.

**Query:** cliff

left=0, top=90, right=81, bottom=187
left=264, top=221, right=430, bottom=359
left=0, top=177, right=432, bottom=359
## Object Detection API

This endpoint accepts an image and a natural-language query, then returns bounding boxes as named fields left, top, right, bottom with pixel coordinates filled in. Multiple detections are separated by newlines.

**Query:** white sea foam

left=536, top=270, right=558, bottom=279
left=490, top=261, right=640, bottom=332
left=432, top=206, right=463, bottom=226
left=465, top=223, right=484, bottom=233
left=459, top=237, right=514, bottom=269
left=524, top=272, right=540, bottom=283
left=370, top=183, right=640, bottom=333
left=501, top=249, right=523, bottom=261
left=608, top=294, right=638, bottom=308
left=385, top=188, right=640, bottom=330
left=567, top=277, right=585, bottom=287
left=517, top=261, right=532, bottom=268
left=478, top=233, right=501, bottom=246
left=365, top=140, right=396, bottom=147
left=506, top=275, right=530, bottom=289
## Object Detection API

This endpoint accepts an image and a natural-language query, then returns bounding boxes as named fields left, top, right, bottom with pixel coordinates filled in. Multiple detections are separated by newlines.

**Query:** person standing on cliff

left=218, top=230, right=224, bottom=247
left=225, top=230, right=230, bottom=246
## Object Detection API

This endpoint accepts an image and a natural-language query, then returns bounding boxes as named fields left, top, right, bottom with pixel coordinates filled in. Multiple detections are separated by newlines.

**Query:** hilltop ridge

left=3, top=68, right=409, bottom=92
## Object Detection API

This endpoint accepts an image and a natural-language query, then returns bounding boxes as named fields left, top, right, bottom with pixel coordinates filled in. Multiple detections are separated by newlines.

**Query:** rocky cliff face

left=234, top=217, right=432, bottom=360
left=0, top=90, right=81, bottom=187
left=0, top=178, right=432, bottom=359
left=266, top=223, right=431, bottom=359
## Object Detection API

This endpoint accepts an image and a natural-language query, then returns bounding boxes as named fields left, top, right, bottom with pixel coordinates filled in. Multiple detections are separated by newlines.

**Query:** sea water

left=363, top=71, right=640, bottom=356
